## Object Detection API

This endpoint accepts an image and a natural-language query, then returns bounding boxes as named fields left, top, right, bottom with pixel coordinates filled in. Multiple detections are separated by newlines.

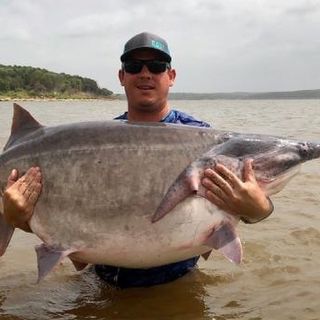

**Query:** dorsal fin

left=11, top=103, right=42, bottom=135
left=3, top=104, right=43, bottom=151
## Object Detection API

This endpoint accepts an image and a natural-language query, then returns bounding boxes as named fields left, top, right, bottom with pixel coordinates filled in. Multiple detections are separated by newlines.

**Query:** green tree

left=0, top=64, right=113, bottom=98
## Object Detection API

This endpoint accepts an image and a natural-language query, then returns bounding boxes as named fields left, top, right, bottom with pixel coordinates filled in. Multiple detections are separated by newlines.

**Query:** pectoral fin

left=152, top=144, right=247, bottom=223
left=152, top=167, right=200, bottom=222
left=35, top=244, right=78, bottom=282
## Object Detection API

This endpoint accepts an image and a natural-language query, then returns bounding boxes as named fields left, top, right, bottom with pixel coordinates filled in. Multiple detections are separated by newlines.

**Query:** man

left=2, top=32, right=273, bottom=288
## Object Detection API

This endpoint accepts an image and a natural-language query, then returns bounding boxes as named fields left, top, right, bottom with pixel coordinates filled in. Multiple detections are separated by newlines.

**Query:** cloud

left=285, top=0, right=320, bottom=16
left=0, top=0, right=319, bottom=92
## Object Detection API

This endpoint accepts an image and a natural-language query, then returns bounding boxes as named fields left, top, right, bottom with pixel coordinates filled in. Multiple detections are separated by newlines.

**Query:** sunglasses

left=122, top=60, right=170, bottom=74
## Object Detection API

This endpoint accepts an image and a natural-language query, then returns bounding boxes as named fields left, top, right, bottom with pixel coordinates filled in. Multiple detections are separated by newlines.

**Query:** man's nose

left=138, top=65, right=152, bottom=77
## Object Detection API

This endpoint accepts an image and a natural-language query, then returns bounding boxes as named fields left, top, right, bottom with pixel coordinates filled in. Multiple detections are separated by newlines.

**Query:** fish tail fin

left=0, top=203, right=15, bottom=256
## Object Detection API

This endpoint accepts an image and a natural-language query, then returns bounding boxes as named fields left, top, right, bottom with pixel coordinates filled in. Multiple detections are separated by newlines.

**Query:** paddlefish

left=0, top=104, right=319, bottom=281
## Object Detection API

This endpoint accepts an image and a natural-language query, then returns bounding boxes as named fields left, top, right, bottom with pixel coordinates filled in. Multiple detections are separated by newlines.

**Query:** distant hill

left=169, top=89, right=320, bottom=100
left=0, top=64, right=113, bottom=99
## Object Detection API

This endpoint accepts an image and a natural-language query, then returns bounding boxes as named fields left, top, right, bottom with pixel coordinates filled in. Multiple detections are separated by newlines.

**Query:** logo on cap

left=151, top=40, right=166, bottom=51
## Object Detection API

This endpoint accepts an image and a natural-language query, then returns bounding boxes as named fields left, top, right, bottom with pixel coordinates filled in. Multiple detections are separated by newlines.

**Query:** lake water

left=0, top=99, right=319, bottom=320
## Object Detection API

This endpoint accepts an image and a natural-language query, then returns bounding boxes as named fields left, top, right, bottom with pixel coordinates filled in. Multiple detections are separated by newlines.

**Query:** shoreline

left=0, top=95, right=121, bottom=102
left=1, top=94, right=320, bottom=102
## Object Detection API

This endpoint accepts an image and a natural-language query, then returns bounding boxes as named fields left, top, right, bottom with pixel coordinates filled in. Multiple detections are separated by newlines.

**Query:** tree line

left=0, top=64, right=113, bottom=98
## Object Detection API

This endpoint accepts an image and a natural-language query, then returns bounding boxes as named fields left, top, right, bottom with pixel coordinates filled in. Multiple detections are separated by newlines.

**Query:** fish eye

left=298, top=143, right=309, bottom=156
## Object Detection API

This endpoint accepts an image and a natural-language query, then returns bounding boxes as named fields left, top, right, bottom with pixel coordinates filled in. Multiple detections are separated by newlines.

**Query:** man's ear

left=168, top=68, right=176, bottom=87
left=118, top=69, right=125, bottom=86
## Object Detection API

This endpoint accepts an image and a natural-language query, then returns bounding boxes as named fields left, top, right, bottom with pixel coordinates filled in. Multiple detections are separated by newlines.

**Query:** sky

left=1, top=0, right=319, bottom=94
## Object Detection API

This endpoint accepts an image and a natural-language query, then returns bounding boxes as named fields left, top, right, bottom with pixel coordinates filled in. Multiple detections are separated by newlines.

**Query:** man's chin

left=137, top=98, right=157, bottom=109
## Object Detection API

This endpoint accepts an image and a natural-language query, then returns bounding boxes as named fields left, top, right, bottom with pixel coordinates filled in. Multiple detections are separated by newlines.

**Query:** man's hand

left=3, top=167, right=42, bottom=232
left=201, top=159, right=273, bottom=223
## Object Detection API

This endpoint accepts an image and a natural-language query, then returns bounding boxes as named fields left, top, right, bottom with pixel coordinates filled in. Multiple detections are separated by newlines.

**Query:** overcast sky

left=1, top=0, right=319, bottom=93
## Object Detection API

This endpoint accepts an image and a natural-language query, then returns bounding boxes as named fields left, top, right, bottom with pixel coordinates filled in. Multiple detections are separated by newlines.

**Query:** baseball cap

left=120, top=32, right=172, bottom=63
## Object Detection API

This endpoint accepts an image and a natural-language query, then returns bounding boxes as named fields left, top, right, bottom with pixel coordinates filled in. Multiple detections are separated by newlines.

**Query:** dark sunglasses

left=122, top=60, right=170, bottom=74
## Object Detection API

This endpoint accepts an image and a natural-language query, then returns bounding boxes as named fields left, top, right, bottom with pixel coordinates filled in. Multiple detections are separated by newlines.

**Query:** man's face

left=118, top=49, right=176, bottom=114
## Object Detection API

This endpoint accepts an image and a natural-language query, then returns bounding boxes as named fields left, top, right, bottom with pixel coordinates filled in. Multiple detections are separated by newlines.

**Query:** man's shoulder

left=163, top=109, right=211, bottom=128
left=114, top=112, right=128, bottom=120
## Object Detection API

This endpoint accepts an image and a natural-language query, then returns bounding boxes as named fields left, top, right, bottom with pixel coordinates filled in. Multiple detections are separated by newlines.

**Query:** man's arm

left=201, top=159, right=273, bottom=223
left=3, top=167, right=42, bottom=232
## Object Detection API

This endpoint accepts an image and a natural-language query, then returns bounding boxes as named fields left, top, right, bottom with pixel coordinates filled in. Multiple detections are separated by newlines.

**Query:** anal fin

left=35, top=244, right=78, bottom=282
